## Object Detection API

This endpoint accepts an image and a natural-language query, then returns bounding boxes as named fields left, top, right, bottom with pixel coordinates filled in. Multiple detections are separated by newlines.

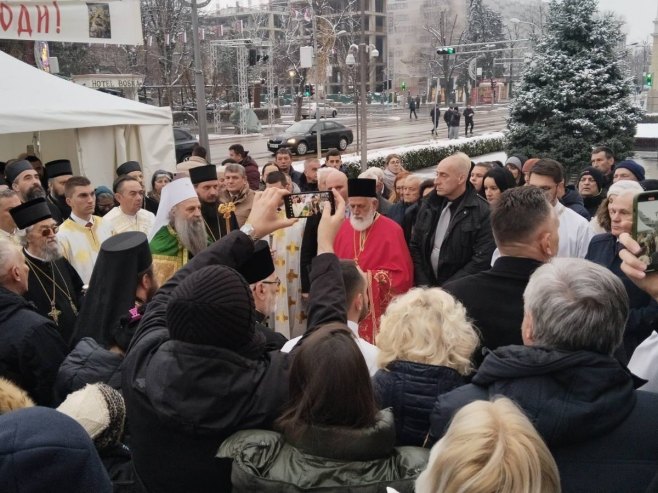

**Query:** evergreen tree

left=506, top=0, right=642, bottom=175
left=464, top=0, right=505, bottom=79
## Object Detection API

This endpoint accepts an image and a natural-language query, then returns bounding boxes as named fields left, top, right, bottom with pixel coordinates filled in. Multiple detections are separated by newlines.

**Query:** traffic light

left=310, top=84, right=315, bottom=96
left=646, top=73, right=653, bottom=87
left=401, top=81, right=406, bottom=91
left=303, top=84, right=311, bottom=97
left=437, top=47, right=456, bottom=55
left=274, top=86, right=279, bottom=97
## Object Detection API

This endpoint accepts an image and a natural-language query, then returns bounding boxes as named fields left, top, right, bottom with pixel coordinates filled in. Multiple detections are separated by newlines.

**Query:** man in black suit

left=443, top=186, right=558, bottom=364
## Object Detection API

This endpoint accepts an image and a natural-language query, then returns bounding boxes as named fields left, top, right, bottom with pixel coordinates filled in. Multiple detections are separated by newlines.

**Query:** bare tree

left=141, top=0, right=193, bottom=105
left=422, top=9, right=470, bottom=105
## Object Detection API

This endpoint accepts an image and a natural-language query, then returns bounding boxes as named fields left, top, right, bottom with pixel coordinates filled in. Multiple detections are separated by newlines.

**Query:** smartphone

left=632, top=191, right=658, bottom=273
left=284, top=191, right=335, bottom=219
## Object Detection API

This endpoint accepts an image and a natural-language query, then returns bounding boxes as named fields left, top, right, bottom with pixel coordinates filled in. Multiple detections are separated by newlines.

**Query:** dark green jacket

left=217, top=409, right=428, bottom=492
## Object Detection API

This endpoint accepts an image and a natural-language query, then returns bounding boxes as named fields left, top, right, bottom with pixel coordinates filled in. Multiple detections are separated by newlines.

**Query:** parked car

left=301, top=102, right=338, bottom=119
left=221, top=102, right=244, bottom=111
left=267, top=120, right=353, bottom=155
left=174, top=128, right=198, bottom=162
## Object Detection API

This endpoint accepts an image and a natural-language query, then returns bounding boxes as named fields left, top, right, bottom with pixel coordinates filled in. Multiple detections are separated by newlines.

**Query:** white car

left=301, top=102, right=338, bottom=119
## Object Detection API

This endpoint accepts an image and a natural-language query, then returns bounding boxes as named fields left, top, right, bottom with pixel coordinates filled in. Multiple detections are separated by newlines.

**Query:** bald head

left=325, top=169, right=348, bottom=202
left=435, top=152, right=471, bottom=200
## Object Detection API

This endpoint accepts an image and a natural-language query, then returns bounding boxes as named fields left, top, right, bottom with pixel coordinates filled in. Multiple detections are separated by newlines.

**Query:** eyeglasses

left=39, top=225, right=59, bottom=236
left=262, top=278, right=281, bottom=287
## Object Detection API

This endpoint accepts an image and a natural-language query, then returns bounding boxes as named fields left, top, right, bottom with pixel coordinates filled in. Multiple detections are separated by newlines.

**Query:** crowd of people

left=2, top=142, right=658, bottom=493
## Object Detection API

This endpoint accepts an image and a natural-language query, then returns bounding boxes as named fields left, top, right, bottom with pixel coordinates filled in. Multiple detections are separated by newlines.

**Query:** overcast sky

left=597, top=0, right=656, bottom=43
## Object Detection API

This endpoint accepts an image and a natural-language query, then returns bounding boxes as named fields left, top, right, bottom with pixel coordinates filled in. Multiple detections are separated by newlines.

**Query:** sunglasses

left=38, top=225, right=59, bottom=236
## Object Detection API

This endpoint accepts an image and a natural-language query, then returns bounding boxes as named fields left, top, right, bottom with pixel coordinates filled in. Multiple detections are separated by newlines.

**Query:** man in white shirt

left=57, top=176, right=108, bottom=284
left=99, top=176, right=155, bottom=238
left=281, top=259, right=378, bottom=376
left=527, top=159, right=593, bottom=258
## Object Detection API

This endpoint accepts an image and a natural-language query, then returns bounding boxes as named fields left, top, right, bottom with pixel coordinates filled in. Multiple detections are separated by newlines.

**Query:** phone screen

left=284, top=191, right=334, bottom=219
left=633, top=191, right=658, bottom=273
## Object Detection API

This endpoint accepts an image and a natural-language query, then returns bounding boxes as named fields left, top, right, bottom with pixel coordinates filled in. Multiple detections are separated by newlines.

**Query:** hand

left=246, top=188, right=297, bottom=240
left=618, top=232, right=658, bottom=300
left=318, top=189, right=345, bottom=255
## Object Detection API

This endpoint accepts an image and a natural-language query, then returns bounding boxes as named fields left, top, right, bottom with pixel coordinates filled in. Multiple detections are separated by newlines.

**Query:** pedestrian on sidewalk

left=409, top=97, right=418, bottom=120
left=448, top=106, right=461, bottom=139
left=463, top=105, right=475, bottom=136
left=415, top=95, right=421, bottom=110
left=443, top=106, right=453, bottom=138
left=430, top=105, right=441, bottom=135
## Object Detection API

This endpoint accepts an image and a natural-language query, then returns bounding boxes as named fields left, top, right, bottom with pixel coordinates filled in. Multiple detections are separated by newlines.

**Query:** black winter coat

left=54, top=337, right=123, bottom=404
left=0, top=287, right=67, bottom=406
left=443, top=256, right=542, bottom=365
left=583, top=193, right=604, bottom=218
left=121, top=231, right=346, bottom=493
left=410, top=187, right=495, bottom=286
left=429, top=345, right=658, bottom=493
left=586, top=233, right=658, bottom=357
left=560, top=186, right=590, bottom=220
left=373, top=361, right=468, bottom=446
left=100, top=443, right=145, bottom=493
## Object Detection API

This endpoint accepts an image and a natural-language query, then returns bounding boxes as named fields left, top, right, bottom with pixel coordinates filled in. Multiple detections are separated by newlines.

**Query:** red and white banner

left=0, top=0, right=143, bottom=45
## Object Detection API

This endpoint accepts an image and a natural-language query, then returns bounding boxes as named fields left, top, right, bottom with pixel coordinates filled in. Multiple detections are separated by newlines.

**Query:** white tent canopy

left=0, top=50, right=176, bottom=187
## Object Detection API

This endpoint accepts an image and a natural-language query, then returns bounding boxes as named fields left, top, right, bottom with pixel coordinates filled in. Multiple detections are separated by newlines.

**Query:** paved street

left=208, top=105, right=509, bottom=164
left=206, top=106, right=658, bottom=183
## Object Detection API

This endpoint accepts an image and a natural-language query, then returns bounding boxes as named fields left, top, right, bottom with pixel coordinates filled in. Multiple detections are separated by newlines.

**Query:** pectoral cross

left=49, top=304, right=61, bottom=324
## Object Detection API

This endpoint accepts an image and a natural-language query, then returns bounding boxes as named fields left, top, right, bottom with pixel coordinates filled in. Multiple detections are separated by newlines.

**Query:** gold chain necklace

left=25, top=255, right=78, bottom=324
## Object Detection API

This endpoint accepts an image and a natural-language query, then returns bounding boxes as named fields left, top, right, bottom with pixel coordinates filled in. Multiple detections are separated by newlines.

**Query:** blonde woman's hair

left=375, top=288, right=478, bottom=375
left=415, top=398, right=561, bottom=493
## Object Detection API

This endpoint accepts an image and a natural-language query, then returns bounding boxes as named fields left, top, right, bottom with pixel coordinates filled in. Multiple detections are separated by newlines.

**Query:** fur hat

left=607, top=180, right=644, bottom=198
left=57, top=383, right=125, bottom=451
left=0, top=378, right=34, bottom=415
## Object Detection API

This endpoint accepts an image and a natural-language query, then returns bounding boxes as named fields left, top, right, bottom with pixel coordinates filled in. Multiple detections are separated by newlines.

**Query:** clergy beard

left=174, top=215, right=207, bottom=255
left=25, top=184, right=46, bottom=201
left=350, top=210, right=376, bottom=232
left=201, top=200, right=219, bottom=215
left=39, top=240, right=63, bottom=262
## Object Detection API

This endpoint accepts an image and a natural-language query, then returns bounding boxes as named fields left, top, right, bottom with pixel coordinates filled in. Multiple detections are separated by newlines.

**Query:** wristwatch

left=240, top=223, right=257, bottom=240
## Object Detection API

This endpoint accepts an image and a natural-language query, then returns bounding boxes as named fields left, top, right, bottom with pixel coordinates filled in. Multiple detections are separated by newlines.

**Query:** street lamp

left=180, top=0, right=211, bottom=162
left=346, top=43, right=378, bottom=170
